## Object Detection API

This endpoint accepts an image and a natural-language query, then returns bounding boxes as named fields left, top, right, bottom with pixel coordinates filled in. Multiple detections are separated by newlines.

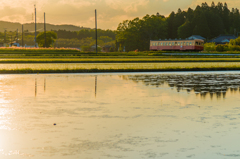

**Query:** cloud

left=105, top=0, right=149, bottom=12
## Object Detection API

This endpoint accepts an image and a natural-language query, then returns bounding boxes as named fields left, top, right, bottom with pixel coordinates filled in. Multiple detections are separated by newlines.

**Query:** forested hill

left=117, top=2, right=240, bottom=51
left=0, top=21, right=90, bottom=32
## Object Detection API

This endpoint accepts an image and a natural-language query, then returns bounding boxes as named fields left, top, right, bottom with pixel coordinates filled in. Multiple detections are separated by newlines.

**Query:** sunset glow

left=0, top=0, right=239, bottom=29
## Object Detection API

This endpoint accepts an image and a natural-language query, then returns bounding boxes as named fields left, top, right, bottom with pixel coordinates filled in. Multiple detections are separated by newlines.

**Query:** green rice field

left=0, top=62, right=240, bottom=73
left=1, top=58, right=240, bottom=63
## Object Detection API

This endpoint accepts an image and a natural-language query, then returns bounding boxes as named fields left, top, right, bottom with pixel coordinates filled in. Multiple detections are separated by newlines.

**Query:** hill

left=0, top=21, right=90, bottom=32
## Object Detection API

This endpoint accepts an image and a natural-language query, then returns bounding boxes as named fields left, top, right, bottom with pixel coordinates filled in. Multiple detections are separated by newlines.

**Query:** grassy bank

left=1, top=58, right=240, bottom=63
left=1, top=62, right=240, bottom=73
left=1, top=48, right=240, bottom=57
left=1, top=67, right=240, bottom=74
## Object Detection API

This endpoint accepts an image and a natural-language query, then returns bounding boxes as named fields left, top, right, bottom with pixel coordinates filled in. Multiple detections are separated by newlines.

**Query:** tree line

left=0, top=29, right=116, bottom=49
left=116, top=2, right=240, bottom=51
left=54, top=29, right=116, bottom=40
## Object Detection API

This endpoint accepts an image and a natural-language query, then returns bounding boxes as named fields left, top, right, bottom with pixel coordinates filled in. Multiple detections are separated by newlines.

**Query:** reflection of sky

left=0, top=73, right=240, bottom=158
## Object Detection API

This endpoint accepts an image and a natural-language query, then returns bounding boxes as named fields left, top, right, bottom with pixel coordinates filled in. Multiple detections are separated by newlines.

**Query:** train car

left=150, top=39, right=204, bottom=51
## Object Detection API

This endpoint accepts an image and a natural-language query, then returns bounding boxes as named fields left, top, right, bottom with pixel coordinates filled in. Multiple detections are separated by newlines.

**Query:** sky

left=0, top=0, right=239, bottom=30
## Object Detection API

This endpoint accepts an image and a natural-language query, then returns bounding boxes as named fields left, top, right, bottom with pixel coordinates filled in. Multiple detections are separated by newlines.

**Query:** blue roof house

left=188, top=35, right=206, bottom=40
left=208, top=35, right=237, bottom=44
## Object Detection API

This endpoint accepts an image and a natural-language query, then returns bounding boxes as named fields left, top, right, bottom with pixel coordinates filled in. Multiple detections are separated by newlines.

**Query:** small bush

left=81, top=46, right=91, bottom=52
left=204, top=42, right=216, bottom=51
left=228, top=44, right=240, bottom=51
left=109, top=47, right=114, bottom=52
left=215, top=44, right=225, bottom=52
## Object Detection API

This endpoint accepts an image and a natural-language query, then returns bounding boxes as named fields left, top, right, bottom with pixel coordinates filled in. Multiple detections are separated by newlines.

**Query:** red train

left=150, top=39, right=204, bottom=51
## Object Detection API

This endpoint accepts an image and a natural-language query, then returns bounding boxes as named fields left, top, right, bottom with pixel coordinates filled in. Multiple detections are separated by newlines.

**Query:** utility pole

left=22, top=25, right=24, bottom=47
left=4, top=29, right=6, bottom=43
left=44, top=12, right=46, bottom=48
left=95, top=9, right=97, bottom=54
left=16, top=29, right=18, bottom=43
left=35, top=5, right=37, bottom=47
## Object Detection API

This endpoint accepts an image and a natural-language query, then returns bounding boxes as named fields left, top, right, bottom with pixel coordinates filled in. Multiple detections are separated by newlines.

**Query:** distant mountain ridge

left=0, top=21, right=90, bottom=32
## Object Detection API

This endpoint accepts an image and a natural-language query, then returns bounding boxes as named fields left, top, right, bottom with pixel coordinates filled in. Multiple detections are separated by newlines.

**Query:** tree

left=36, top=31, right=57, bottom=47
left=205, top=11, right=224, bottom=38
left=167, top=12, right=176, bottom=39
left=222, top=3, right=230, bottom=32
left=116, top=14, right=167, bottom=51
left=178, top=20, right=193, bottom=38
left=192, top=12, right=211, bottom=38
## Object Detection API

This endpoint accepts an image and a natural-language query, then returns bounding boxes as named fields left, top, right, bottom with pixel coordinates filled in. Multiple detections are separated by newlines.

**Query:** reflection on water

left=1, top=72, right=240, bottom=158
left=124, top=74, right=240, bottom=99
left=95, top=76, right=97, bottom=97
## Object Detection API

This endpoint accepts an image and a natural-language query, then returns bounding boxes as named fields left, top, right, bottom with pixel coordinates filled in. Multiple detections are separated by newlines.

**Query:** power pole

left=22, top=25, right=24, bottom=47
left=44, top=12, right=47, bottom=48
left=95, top=9, right=97, bottom=54
left=4, top=29, right=6, bottom=43
left=16, top=29, right=18, bottom=43
left=35, top=5, right=37, bottom=47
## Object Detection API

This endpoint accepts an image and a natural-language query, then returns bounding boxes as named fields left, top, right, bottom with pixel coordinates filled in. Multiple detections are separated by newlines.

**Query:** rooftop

left=208, top=34, right=237, bottom=44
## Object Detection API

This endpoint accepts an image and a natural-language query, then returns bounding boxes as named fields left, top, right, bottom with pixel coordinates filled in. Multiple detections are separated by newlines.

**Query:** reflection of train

left=150, top=39, right=204, bottom=51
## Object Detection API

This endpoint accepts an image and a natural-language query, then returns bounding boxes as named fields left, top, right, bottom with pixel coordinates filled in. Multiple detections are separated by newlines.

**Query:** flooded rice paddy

left=1, top=62, right=240, bottom=70
left=1, top=71, right=240, bottom=158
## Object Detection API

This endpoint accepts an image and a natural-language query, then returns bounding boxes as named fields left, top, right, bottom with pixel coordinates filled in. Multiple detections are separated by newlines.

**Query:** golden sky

left=0, top=0, right=239, bottom=30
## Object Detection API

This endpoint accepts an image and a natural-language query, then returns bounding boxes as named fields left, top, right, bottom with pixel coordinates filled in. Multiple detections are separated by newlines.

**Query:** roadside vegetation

left=204, top=37, right=240, bottom=52
left=1, top=48, right=240, bottom=59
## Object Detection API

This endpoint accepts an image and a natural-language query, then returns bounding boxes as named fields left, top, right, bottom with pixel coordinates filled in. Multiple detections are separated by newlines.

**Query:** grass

left=1, top=58, right=240, bottom=63
left=1, top=48, right=240, bottom=73
left=1, top=62, right=240, bottom=73
left=1, top=48, right=240, bottom=57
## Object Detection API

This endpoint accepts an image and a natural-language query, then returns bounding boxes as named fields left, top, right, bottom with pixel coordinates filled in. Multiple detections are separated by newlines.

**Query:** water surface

left=0, top=72, right=240, bottom=159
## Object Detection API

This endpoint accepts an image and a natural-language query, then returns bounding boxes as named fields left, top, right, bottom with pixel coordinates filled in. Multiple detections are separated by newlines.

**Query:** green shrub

left=228, top=44, right=240, bottom=51
left=109, top=47, right=114, bottom=52
left=81, top=46, right=91, bottom=52
left=215, top=44, right=225, bottom=52
left=204, top=42, right=216, bottom=51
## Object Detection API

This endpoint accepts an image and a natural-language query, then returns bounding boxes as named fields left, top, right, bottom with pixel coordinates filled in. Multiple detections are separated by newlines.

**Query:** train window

left=181, top=42, right=183, bottom=46
left=186, top=42, right=189, bottom=46
left=189, top=42, right=192, bottom=45
left=161, top=42, right=163, bottom=46
left=163, top=42, right=165, bottom=46
left=169, top=42, right=171, bottom=46
left=183, top=42, right=185, bottom=46
left=166, top=42, right=168, bottom=46
left=173, top=42, right=175, bottom=46
left=158, top=42, right=160, bottom=46
left=152, top=43, right=154, bottom=46
left=178, top=42, right=180, bottom=46
left=195, top=42, right=198, bottom=45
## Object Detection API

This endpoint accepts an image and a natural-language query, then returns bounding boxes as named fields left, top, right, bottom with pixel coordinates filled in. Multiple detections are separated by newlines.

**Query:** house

left=208, top=35, right=237, bottom=44
left=102, top=45, right=112, bottom=52
left=10, top=42, right=20, bottom=47
left=188, top=35, right=206, bottom=41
